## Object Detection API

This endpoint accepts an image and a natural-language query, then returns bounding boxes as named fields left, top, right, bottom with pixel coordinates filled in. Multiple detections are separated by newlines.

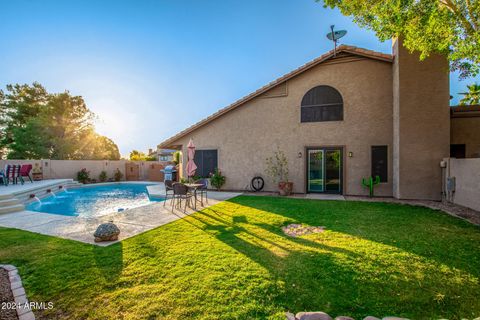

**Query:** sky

left=1, top=0, right=478, bottom=157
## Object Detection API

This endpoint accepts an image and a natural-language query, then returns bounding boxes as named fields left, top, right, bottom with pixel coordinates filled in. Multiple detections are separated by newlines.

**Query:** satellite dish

left=326, top=30, right=347, bottom=41
left=326, top=25, right=347, bottom=57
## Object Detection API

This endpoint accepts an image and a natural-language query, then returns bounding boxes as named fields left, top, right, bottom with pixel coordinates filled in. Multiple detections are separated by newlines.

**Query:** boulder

left=286, top=312, right=296, bottom=320
left=335, top=317, right=355, bottom=320
left=363, top=317, right=381, bottom=320
left=296, top=312, right=333, bottom=320
left=94, top=222, right=120, bottom=242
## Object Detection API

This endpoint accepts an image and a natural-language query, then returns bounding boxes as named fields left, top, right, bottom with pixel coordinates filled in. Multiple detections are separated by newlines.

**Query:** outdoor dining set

left=0, top=164, right=34, bottom=186
left=163, top=179, right=208, bottom=213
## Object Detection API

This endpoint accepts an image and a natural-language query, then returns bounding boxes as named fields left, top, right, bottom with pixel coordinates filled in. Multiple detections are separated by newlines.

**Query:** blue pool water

left=27, top=183, right=163, bottom=217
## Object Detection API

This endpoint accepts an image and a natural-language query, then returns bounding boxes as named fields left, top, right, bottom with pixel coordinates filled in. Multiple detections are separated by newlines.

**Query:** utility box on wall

left=447, top=177, right=456, bottom=192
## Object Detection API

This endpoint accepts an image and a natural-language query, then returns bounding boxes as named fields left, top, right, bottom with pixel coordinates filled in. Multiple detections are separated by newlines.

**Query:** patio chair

left=172, top=183, right=193, bottom=213
left=19, top=164, right=33, bottom=183
left=163, top=180, right=174, bottom=207
left=4, top=165, right=20, bottom=186
left=0, top=169, right=5, bottom=186
left=196, top=178, right=208, bottom=206
left=10, top=165, right=23, bottom=185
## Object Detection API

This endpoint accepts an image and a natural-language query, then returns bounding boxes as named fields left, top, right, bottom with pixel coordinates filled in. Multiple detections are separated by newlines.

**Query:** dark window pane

left=301, top=86, right=343, bottom=122
left=450, top=144, right=466, bottom=158
left=371, top=146, right=388, bottom=182
left=301, top=104, right=343, bottom=122
left=301, top=86, right=343, bottom=106
left=193, top=150, right=218, bottom=178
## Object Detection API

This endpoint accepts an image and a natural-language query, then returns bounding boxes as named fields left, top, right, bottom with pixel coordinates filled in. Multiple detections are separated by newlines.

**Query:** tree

left=0, top=82, right=121, bottom=160
left=321, top=0, right=480, bottom=78
left=129, top=150, right=155, bottom=161
left=459, top=83, right=480, bottom=105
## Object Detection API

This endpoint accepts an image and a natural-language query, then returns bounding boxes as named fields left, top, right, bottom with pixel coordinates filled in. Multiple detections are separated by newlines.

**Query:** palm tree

left=459, top=83, right=480, bottom=105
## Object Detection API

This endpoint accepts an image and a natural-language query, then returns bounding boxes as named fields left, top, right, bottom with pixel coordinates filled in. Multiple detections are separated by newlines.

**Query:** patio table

left=185, top=183, right=203, bottom=210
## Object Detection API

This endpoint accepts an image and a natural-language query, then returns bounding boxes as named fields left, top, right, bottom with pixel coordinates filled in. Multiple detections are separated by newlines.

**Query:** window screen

left=301, top=85, right=343, bottom=122
left=194, top=150, right=218, bottom=178
left=371, top=146, right=388, bottom=182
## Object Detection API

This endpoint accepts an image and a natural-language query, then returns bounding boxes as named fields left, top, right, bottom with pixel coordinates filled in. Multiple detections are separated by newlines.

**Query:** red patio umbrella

left=186, top=139, right=197, bottom=178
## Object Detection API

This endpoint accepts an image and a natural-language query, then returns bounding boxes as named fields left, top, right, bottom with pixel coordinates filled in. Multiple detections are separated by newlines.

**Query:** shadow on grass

left=92, top=242, right=123, bottom=282
left=225, top=195, right=480, bottom=278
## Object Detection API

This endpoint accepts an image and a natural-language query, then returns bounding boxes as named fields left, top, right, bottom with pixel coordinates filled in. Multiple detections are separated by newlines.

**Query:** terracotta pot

left=278, top=181, right=293, bottom=196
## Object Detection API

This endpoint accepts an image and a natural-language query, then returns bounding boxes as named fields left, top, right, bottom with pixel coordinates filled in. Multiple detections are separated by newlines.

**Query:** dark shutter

left=371, top=146, right=388, bottom=182
left=301, top=86, right=343, bottom=122
left=193, top=150, right=218, bottom=178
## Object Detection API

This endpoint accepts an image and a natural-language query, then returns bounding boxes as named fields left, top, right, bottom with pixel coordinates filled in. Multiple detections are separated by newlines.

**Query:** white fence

left=0, top=159, right=172, bottom=181
left=444, top=158, right=480, bottom=211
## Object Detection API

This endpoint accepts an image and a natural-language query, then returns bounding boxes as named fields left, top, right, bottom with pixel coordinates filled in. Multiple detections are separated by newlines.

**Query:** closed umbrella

left=186, top=139, right=197, bottom=178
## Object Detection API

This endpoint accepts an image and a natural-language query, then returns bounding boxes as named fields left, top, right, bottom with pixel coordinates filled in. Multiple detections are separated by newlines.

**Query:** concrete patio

left=0, top=183, right=241, bottom=246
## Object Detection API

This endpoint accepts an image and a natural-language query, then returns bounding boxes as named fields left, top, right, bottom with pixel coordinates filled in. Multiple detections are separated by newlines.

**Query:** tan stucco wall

left=0, top=159, right=169, bottom=181
left=451, top=117, right=480, bottom=158
left=171, top=56, right=394, bottom=196
left=392, top=38, right=450, bottom=200
left=445, top=158, right=480, bottom=211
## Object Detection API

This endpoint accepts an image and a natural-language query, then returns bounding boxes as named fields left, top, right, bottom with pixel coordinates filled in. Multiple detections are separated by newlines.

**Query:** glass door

left=325, top=149, right=341, bottom=193
left=308, top=149, right=324, bottom=192
left=307, top=147, right=342, bottom=193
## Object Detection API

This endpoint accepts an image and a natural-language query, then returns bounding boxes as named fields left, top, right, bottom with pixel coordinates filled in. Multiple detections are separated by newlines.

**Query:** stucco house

left=159, top=38, right=479, bottom=200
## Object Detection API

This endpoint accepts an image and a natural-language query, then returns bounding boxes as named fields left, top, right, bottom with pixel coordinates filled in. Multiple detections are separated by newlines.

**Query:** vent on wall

left=260, top=81, right=288, bottom=98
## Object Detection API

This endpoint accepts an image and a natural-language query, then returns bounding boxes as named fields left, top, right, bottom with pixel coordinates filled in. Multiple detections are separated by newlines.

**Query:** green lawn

left=1, top=196, right=479, bottom=319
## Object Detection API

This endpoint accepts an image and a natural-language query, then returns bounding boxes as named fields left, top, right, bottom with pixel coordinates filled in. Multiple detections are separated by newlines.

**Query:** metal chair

left=163, top=180, right=174, bottom=206
left=196, top=178, right=208, bottom=206
left=172, top=183, right=193, bottom=213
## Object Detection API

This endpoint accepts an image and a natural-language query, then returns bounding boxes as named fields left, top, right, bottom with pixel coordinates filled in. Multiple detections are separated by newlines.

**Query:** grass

left=0, top=196, right=479, bottom=319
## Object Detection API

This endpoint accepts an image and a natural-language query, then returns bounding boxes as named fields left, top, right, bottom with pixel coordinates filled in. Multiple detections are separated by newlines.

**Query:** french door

left=307, top=147, right=343, bottom=194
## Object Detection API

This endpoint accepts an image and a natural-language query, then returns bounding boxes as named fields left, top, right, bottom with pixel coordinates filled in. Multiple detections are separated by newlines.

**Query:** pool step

left=0, top=197, right=21, bottom=207
left=0, top=194, right=15, bottom=201
left=0, top=203, right=24, bottom=214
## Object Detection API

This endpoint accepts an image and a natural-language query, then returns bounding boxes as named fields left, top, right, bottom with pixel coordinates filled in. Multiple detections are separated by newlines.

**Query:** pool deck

left=0, top=182, right=241, bottom=246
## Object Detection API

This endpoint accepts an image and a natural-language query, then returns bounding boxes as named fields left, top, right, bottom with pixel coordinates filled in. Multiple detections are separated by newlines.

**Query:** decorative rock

left=363, top=317, right=381, bottom=320
left=382, top=318, right=409, bottom=320
left=296, top=312, right=333, bottom=320
left=93, top=222, right=120, bottom=242
left=335, top=317, right=355, bottom=320
left=286, top=312, right=297, bottom=320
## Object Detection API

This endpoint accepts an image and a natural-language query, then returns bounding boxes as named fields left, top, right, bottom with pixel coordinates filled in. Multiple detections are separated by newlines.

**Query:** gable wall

left=171, top=57, right=393, bottom=195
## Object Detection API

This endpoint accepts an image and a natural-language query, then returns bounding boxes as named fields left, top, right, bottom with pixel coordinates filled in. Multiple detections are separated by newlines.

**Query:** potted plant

left=210, top=168, right=226, bottom=191
left=265, top=149, right=293, bottom=196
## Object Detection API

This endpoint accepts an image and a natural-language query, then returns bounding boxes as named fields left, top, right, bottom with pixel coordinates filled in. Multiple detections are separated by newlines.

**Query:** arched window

left=301, top=85, right=343, bottom=122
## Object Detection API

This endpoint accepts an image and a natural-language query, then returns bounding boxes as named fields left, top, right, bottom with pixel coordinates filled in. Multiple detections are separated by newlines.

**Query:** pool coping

left=0, top=188, right=242, bottom=246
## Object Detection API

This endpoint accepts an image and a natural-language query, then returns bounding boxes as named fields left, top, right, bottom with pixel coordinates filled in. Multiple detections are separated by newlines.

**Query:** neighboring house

left=158, top=149, right=176, bottom=162
left=158, top=38, right=480, bottom=200
left=147, top=148, right=176, bottom=161
left=147, top=149, right=158, bottom=160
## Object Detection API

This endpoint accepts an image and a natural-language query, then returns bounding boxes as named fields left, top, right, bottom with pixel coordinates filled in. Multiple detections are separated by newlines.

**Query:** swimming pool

left=27, top=183, right=163, bottom=217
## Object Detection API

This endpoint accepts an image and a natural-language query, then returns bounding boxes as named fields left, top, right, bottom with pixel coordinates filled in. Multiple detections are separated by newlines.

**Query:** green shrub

left=114, top=169, right=123, bottom=182
left=77, top=168, right=90, bottom=184
left=173, top=151, right=180, bottom=165
left=210, top=168, right=225, bottom=190
left=99, top=171, right=107, bottom=182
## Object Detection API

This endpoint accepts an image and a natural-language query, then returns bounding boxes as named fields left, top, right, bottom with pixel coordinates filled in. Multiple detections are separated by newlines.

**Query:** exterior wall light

left=298, top=152, right=302, bottom=158
left=348, top=152, right=353, bottom=157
